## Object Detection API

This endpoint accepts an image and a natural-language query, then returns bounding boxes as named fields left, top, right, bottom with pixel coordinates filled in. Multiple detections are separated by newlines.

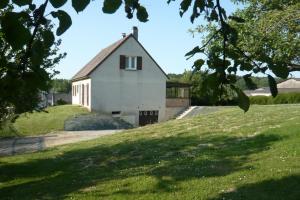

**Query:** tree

left=189, top=0, right=299, bottom=110
left=0, top=3, right=66, bottom=125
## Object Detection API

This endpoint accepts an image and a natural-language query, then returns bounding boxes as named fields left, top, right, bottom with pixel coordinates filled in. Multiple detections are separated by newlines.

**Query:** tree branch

left=21, top=0, right=49, bottom=70
left=216, top=0, right=227, bottom=69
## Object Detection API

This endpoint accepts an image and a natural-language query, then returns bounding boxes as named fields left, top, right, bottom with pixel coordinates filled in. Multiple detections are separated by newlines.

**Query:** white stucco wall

left=89, top=37, right=167, bottom=125
left=72, top=79, right=91, bottom=110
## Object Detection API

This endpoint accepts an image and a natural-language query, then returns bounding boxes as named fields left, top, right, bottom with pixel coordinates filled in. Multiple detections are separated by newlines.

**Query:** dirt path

left=0, top=130, right=122, bottom=157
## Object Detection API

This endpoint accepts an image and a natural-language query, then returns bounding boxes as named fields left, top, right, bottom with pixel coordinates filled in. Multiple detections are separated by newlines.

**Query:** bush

left=56, top=99, right=68, bottom=105
left=250, top=93, right=300, bottom=105
left=250, top=96, right=272, bottom=105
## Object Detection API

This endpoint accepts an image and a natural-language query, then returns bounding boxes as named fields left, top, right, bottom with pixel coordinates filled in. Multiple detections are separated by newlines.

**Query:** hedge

left=250, top=93, right=300, bottom=105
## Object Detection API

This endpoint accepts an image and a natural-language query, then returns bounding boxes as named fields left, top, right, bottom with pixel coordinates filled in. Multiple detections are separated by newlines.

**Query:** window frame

left=125, top=56, right=137, bottom=70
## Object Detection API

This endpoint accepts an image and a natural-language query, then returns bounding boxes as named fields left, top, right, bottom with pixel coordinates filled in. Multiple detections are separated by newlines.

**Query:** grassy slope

left=0, top=105, right=88, bottom=137
left=0, top=105, right=299, bottom=199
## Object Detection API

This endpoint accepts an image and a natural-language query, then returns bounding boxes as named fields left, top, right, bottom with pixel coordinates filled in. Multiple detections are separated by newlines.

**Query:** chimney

left=132, top=26, right=138, bottom=40
left=122, top=33, right=126, bottom=38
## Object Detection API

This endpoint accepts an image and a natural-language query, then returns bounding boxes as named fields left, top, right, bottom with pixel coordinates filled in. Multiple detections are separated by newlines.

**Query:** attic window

left=125, top=56, right=137, bottom=70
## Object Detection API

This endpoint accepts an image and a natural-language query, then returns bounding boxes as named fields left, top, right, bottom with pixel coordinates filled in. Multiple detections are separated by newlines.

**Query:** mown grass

left=0, top=105, right=88, bottom=137
left=0, top=105, right=299, bottom=199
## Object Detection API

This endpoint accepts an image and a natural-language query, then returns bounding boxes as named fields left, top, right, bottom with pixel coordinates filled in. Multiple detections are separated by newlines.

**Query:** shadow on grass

left=209, top=175, right=300, bottom=200
left=0, top=133, right=282, bottom=199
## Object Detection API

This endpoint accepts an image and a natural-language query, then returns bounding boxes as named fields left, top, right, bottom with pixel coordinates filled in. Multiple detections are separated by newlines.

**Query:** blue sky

left=51, top=0, right=241, bottom=79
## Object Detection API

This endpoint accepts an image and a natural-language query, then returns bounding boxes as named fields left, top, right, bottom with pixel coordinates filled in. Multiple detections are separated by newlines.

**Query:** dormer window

left=125, top=56, right=137, bottom=70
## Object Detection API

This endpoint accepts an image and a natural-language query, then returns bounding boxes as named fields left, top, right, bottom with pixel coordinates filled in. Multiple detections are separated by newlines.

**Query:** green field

left=0, top=105, right=299, bottom=199
left=0, top=105, right=88, bottom=137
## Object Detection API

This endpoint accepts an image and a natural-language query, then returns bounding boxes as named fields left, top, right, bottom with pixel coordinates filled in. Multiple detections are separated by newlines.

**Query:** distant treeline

left=51, top=79, right=71, bottom=93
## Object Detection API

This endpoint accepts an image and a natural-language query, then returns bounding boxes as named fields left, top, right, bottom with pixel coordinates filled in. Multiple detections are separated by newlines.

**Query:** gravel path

left=0, top=130, right=122, bottom=157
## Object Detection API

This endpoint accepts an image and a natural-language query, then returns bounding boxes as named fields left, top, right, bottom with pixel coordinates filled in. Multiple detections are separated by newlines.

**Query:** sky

left=49, top=0, right=242, bottom=79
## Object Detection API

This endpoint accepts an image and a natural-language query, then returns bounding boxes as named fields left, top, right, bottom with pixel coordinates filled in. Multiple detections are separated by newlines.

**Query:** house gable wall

left=89, top=37, right=167, bottom=125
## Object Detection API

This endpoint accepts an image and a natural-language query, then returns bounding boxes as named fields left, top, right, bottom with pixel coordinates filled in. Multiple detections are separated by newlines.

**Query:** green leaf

left=0, top=0, right=9, bottom=9
left=237, top=89, right=250, bottom=112
left=193, top=59, right=205, bottom=70
left=136, top=6, right=149, bottom=22
left=102, top=0, right=122, bottom=14
left=72, top=0, right=90, bottom=13
left=270, top=64, right=289, bottom=79
left=210, top=9, right=218, bottom=21
left=49, top=0, right=67, bottom=8
left=243, top=74, right=257, bottom=90
left=240, top=62, right=253, bottom=71
left=232, top=85, right=250, bottom=112
left=227, top=74, right=237, bottom=83
left=202, top=72, right=221, bottom=104
left=185, top=46, right=204, bottom=58
left=31, top=40, right=45, bottom=67
left=29, top=3, right=36, bottom=11
left=42, top=30, right=55, bottom=48
left=1, top=12, right=31, bottom=50
left=195, top=0, right=205, bottom=12
left=268, top=75, right=278, bottom=97
left=179, top=0, right=192, bottom=17
left=51, top=10, right=72, bottom=36
left=12, top=0, right=32, bottom=6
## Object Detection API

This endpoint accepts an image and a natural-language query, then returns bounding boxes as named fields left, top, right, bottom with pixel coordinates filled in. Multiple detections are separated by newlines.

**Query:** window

left=166, top=87, right=189, bottom=98
left=125, top=56, right=137, bottom=70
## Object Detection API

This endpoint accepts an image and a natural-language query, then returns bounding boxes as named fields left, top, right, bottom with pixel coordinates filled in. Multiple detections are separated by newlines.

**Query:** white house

left=71, top=27, right=170, bottom=126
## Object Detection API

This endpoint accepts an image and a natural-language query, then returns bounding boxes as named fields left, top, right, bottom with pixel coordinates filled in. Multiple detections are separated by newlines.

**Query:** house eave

left=71, top=76, right=90, bottom=82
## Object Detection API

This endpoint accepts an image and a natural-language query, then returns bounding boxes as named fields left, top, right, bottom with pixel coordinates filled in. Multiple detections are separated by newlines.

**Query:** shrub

left=250, top=95, right=272, bottom=105
left=56, top=99, right=68, bottom=105
left=250, top=93, right=300, bottom=105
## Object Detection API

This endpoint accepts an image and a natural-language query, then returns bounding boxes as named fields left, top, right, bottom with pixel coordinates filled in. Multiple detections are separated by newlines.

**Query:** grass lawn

left=0, top=105, right=88, bottom=137
left=0, top=105, right=299, bottom=199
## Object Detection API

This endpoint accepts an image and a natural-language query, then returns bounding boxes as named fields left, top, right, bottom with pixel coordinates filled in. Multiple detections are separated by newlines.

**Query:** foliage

left=0, top=105, right=88, bottom=137
left=188, top=0, right=300, bottom=111
left=56, top=98, right=68, bottom=105
left=250, top=93, right=300, bottom=105
left=0, top=4, right=66, bottom=127
left=51, top=78, right=71, bottom=93
left=0, top=105, right=299, bottom=199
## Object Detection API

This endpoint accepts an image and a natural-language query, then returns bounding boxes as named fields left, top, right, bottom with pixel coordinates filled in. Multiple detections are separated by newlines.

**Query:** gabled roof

left=72, top=34, right=168, bottom=81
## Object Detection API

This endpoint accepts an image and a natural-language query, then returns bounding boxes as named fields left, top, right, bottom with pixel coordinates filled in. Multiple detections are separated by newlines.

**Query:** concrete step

left=176, top=106, right=197, bottom=119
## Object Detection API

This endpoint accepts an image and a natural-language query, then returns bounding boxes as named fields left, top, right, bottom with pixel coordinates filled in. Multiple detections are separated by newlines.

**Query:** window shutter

left=137, top=56, right=142, bottom=70
left=120, top=55, right=125, bottom=69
